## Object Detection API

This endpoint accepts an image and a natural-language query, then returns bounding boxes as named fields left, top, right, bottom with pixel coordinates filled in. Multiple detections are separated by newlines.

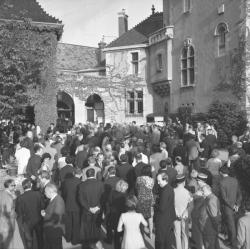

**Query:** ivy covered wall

left=0, top=19, right=62, bottom=131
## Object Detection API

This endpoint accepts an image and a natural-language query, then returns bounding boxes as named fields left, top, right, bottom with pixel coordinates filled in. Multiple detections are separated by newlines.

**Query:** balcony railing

left=149, top=26, right=174, bottom=46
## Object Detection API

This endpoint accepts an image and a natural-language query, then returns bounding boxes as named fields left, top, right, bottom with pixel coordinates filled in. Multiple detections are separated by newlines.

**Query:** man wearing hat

left=220, top=165, right=242, bottom=248
left=174, top=174, right=193, bottom=249
left=197, top=172, right=209, bottom=188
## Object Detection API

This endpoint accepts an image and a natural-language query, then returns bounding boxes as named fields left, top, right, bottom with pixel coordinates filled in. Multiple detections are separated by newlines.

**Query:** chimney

left=118, top=9, right=128, bottom=36
left=98, top=36, right=107, bottom=65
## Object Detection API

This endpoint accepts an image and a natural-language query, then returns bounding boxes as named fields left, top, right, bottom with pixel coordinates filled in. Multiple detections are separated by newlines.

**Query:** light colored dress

left=117, top=211, right=147, bottom=249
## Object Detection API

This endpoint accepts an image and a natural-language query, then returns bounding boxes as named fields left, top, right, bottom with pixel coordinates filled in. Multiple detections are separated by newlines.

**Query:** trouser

left=17, top=218, right=43, bottom=249
left=174, top=219, right=189, bottom=249
left=43, top=226, right=63, bottom=249
left=191, top=219, right=204, bottom=249
left=155, top=224, right=175, bottom=249
left=224, top=208, right=236, bottom=247
left=202, top=232, right=220, bottom=249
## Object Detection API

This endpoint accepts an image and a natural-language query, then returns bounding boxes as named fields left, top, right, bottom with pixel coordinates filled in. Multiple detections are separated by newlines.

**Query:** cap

left=197, top=173, right=208, bottom=182
left=176, top=174, right=186, bottom=183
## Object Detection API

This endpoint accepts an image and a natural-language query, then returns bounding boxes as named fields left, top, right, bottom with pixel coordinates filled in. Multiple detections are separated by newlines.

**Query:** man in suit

left=61, top=168, right=82, bottom=245
left=155, top=172, right=176, bottom=249
left=16, top=178, right=44, bottom=249
left=116, top=153, right=135, bottom=192
left=219, top=165, right=242, bottom=248
left=26, top=143, right=43, bottom=180
left=104, top=166, right=120, bottom=243
left=134, top=153, right=148, bottom=178
left=78, top=168, right=104, bottom=249
left=158, top=158, right=177, bottom=187
left=41, top=183, right=65, bottom=249
left=199, top=184, right=221, bottom=249
left=59, top=156, right=75, bottom=184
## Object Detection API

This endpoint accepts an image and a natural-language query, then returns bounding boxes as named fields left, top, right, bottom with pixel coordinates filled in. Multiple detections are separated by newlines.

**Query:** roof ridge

left=131, top=11, right=163, bottom=32
left=36, top=0, right=62, bottom=23
left=58, top=42, right=98, bottom=49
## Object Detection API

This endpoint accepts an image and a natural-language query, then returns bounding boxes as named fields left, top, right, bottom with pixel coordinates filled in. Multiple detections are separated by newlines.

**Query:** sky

left=38, top=0, right=163, bottom=47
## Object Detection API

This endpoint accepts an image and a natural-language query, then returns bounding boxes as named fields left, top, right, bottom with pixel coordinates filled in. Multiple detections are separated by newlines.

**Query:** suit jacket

left=75, top=150, right=89, bottom=169
left=16, top=190, right=43, bottom=226
left=26, top=154, right=41, bottom=177
left=116, top=162, right=134, bottom=182
left=104, top=176, right=120, bottom=203
left=220, top=176, right=242, bottom=210
left=43, top=195, right=65, bottom=233
left=61, top=176, right=81, bottom=212
left=78, top=178, right=104, bottom=213
left=155, top=184, right=176, bottom=227
left=59, top=165, right=74, bottom=183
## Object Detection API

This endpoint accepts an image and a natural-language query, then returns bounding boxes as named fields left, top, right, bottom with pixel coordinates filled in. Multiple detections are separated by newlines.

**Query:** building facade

left=160, top=0, right=250, bottom=116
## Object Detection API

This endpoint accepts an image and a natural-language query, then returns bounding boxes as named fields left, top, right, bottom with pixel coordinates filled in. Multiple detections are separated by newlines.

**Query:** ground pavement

left=62, top=226, right=230, bottom=249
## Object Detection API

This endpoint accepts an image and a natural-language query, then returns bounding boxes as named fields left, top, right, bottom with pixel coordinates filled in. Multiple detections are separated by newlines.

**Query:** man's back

left=78, top=178, right=104, bottom=210
left=16, top=190, right=43, bottom=226
left=61, top=176, right=81, bottom=212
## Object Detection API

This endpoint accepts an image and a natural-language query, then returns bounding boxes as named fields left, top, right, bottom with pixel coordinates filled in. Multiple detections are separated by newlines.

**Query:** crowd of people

left=0, top=118, right=250, bottom=249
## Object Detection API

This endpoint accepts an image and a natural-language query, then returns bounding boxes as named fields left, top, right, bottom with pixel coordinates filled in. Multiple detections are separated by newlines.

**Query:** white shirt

left=15, top=147, right=31, bottom=175
left=132, top=153, right=149, bottom=167
left=174, top=185, right=193, bottom=218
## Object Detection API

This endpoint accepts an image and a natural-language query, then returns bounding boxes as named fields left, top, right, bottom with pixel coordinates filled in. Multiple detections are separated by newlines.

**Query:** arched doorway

left=57, top=91, right=74, bottom=131
left=85, top=94, right=104, bottom=123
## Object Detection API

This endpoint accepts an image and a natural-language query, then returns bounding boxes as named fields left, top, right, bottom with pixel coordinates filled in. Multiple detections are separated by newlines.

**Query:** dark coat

left=59, top=165, right=74, bottom=183
left=43, top=194, right=65, bottom=233
left=75, top=150, right=89, bottom=169
left=16, top=190, right=43, bottom=226
left=26, top=154, right=41, bottom=178
left=155, top=184, right=176, bottom=249
left=61, top=176, right=82, bottom=212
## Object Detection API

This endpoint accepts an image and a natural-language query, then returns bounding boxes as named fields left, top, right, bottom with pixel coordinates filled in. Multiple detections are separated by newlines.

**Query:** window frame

left=156, top=53, right=163, bottom=72
left=215, top=23, right=229, bottom=57
left=183, top=0, right=192, bottom=13
left=131, top=52, right=139, bottom=76
left=126, top=89, right=143, bottom=116
left=181, top=45, right=195, bottom=87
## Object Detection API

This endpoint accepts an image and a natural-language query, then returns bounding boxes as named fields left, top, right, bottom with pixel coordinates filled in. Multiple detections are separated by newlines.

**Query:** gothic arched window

left=181, top=45, right=195, bottom=86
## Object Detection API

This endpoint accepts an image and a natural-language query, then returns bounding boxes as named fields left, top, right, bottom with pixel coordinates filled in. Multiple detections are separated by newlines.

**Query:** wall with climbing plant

left=0, top=19, right=63, bottom=131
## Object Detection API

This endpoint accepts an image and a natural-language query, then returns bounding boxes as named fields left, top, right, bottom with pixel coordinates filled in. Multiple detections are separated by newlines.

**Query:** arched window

left=181, top=45, right=195, bottom=86
left=215, top=23, right=229, bottom=56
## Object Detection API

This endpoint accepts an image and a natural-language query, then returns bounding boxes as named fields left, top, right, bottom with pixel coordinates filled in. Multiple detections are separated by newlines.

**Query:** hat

left=176, top=174, right=186, bottom=183
left=219, top=165, right=230, bottom=175
left=197, top=173, right=208, bottom=182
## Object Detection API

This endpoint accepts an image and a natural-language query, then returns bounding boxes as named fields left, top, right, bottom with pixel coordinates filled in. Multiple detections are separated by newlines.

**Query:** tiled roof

left=57, top=43, right=101, bottom=71
left=107, top=12, right=163, bottom=48
left=0, top=0, right=61, bottom=23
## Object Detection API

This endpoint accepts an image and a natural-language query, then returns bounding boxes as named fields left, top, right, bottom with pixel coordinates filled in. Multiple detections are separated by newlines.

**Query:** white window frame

left=126, top=89, right=143, bottom=116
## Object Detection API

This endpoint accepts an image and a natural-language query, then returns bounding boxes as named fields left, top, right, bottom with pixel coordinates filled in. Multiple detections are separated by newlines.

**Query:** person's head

left=97, top=153, right=104, bottom=162
left=176, top=174, right=186, bottom=186
left=197, top=173, right=208, bottom=188
left=165, top=158, right=172, bottom=167
left=26, top=130, right=33, bottom=139
left=191, top=168, right=198, bottom=178
left=231, top=135, right=238, bottom=144
left=236, top=141, right=243, bottom=149
left=175, top=156, right=182, bottom=164
left=115, top=179, right=128, bottom=193
left=219, top=165, right=230, bottom=176
left=74, top=168, right=82, bottom=178
left=108, top=166, right=116, bottom=176
left=93, top=146, right=101, bottom=157
left=88, top=157, right=96, bottom=166
left=4, top=179, right=16, bottom=192
left=34, top=144, right=43, bottom=156
left=120, top=153, right=128, bottom=163
left=65, top=156, right=74, bottom=165
left=105, top=144, right=112, bottom=152
left=160, top=142, right=167, bottom=151
left=44, top=183, right=58, bottom=199
left=22, top=178, right=32, bottom=191
left=39, top=170, right=51, bottom=185
left=159, top=159, right=167, bottom=169
left=211, top=149, right=219, bottom=158
left=86, top=168, right=95, bottom=178
left=126, top=195, right=138, bottom=211
left=141, top=165, right=152, bottom=177
left=41, top=153, right=51, bottom=164
left=20, top=139, right=30, bottom=149
left=135, top=153, right=142, bottom=163
left=157, top=172, right=168, bottom=188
